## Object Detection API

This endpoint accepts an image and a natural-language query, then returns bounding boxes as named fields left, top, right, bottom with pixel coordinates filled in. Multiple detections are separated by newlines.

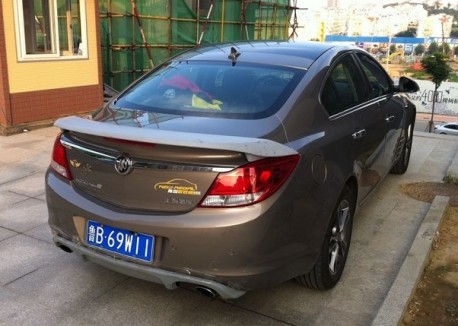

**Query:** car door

left=320, top=53, right=386, bottom=204
left=445, top=124, right=458, bottom=135
left=355, top=53, right=405, bottom=177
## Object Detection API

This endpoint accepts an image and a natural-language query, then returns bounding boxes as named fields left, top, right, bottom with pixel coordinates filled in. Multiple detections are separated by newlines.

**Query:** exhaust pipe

left=56, top=243, right=73, bottom=253
left=195, top=286, right=218, bottom=298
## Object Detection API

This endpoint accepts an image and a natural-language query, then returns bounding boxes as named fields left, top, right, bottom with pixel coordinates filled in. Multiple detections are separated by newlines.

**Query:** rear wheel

left=391, top=119, right=414, bottom=174
left=296, top=185, right=355, bottom=289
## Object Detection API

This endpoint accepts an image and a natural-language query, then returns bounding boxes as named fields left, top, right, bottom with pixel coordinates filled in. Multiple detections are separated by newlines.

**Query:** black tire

left=391, top=118, right=414, bottom=175
left=296, top=185, right=355, bottom=290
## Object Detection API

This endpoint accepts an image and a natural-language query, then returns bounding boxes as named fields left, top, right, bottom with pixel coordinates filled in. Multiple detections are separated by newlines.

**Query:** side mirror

left=395, top=76, right=419, bottom=93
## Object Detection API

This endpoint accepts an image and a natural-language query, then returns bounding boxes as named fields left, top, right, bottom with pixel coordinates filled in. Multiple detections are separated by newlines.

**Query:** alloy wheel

left=328, top=200, right=351, bottom=275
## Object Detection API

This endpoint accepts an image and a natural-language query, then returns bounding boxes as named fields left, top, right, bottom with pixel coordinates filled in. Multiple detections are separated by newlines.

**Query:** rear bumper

left=53, top=236, right=246, bottom=299
left=46, top=169, right=324, bottom=296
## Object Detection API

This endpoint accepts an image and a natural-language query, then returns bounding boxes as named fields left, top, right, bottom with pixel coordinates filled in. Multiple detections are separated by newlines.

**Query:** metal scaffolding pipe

left=100, top=0, right=296, bottom=91
left=198, top=1, right=214, bottom=45
left=131, top=0, right=155, bottom=68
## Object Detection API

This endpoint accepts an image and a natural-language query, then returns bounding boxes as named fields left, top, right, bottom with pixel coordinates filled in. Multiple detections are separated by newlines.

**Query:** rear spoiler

left=55, top=116, right=297, bottom=158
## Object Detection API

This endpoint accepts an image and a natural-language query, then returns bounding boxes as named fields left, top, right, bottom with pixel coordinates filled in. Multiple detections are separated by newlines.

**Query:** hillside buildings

left=294, top=1, right=455, bottom=41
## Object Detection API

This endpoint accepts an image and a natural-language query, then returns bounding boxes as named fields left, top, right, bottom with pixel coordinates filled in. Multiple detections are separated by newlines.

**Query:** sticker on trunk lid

left=154, top=178, right=201, bottom=196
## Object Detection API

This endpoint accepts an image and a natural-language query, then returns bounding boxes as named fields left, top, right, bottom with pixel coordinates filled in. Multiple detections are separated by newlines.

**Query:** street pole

left=385, top=35, right=391, bottom=73
left=429, top=88, right=437, bottom=133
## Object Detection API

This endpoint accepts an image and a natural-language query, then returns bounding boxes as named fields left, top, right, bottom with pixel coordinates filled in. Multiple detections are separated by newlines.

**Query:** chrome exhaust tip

left=56, top=243, right=73, bottom=253
left=195, top=286, right=218, bottom=298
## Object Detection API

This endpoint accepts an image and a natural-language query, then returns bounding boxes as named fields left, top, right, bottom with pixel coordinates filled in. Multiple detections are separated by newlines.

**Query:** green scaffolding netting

left=99, top=0, right=293, bottom=91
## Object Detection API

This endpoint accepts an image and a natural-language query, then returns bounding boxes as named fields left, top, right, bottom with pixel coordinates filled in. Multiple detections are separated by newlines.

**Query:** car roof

left=171, top=41, right=354, bottom=70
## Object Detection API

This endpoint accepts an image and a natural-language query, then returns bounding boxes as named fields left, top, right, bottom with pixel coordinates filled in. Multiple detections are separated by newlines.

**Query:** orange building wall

left=1, top=1, right=103, bottom=132
left=0, top=3, right=12, bottom=127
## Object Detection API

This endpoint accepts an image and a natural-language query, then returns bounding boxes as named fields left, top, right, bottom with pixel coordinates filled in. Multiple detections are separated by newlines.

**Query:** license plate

left=86, top=220, right=154, bottom=262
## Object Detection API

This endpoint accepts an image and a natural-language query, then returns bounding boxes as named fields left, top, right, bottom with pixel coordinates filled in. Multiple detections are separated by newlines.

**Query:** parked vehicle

left=434, top=122, right=458, bottom=136
left=46, top=41, right=418, bottom=299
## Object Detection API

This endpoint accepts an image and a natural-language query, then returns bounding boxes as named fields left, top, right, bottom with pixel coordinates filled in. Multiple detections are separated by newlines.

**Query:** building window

left=15, top=0, right=88, bottom=60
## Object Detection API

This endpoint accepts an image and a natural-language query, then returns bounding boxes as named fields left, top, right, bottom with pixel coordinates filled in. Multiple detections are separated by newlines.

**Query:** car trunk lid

left=55, top=116, right=296, bottom=213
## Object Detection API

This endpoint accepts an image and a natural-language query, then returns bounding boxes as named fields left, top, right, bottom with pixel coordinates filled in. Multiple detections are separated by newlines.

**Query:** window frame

left=355, top=52, right=393, bottom=100
left=320, top=53, right=367, bottom=116
left=14, top=0, right=89, bottom=61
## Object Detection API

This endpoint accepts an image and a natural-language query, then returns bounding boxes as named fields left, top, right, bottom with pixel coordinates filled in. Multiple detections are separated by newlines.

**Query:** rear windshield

left=114, top=61, right=305, bottom=119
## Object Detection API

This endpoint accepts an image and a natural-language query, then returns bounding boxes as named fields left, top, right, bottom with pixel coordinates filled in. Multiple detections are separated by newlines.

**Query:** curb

left=445, top=148, right=458, bottom=183
left=371, top=195, right=450, bottom=326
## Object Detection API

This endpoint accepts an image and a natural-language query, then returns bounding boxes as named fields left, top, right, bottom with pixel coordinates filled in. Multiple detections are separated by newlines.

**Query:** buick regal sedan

left=46, top=41, right=418, bottom=299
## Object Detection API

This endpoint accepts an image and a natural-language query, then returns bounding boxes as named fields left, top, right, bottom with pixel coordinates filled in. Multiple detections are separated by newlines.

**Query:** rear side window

left=114, top=61, right=304, bottom=119
left=356, top=53, right=392, bottom=99
left=321, top=55, right=366, bottom=116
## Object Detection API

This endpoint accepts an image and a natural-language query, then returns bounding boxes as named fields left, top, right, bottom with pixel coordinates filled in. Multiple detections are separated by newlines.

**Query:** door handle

left=385, top=115, right=395, bottom=123
left=352, top=129, right=366, bottom=139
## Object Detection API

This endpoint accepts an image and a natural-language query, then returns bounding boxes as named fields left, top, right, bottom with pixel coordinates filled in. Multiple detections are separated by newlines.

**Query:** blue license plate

left=86, top=220, right=154, bottom=262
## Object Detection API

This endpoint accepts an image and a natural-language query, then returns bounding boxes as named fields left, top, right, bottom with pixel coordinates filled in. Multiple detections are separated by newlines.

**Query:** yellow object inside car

left=192, top=94, right=223, bottom=110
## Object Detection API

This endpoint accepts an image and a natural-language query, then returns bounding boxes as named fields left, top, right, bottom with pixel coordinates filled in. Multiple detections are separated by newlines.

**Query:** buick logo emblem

left=114, top=155, right=133, bottom=175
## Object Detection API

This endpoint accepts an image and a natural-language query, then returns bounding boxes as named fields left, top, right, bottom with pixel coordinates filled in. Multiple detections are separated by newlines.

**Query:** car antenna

left=228, top=47, right=241, bottom=66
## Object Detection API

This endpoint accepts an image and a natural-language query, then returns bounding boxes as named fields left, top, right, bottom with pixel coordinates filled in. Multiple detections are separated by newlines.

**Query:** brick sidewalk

left=416, top=113, right=457, bottom=123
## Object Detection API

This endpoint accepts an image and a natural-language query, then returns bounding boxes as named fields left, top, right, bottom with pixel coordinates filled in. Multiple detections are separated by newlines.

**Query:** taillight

left=200, top=154, right=300, bottom=207
left=50, top=134, right=73, bottom=180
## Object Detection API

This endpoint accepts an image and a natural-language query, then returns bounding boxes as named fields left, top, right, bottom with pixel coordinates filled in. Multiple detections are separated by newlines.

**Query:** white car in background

left=434, top=122, right=458, bottom=136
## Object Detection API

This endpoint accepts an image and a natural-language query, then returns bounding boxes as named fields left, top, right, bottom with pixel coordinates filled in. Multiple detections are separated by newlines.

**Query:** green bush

left=448, top=73, right=458, bottom=82
left=409, top=71, right=428, bottom=79
left=444, top=174, right=458, bottom=185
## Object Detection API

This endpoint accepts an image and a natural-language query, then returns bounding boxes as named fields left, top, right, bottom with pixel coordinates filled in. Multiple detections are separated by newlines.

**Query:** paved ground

left=0, top=126, right=457, bottom=326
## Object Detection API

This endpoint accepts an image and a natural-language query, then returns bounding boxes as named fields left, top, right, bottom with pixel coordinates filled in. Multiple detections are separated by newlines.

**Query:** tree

left=414, top=44, right=425, bottom=55
left=389, top=44, right=396, bottom=53
left=395, top=30, right=415, bottom=37
left=421, top=52, right=452, bottom=132
left=427, top=41, right=440, bottom=54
